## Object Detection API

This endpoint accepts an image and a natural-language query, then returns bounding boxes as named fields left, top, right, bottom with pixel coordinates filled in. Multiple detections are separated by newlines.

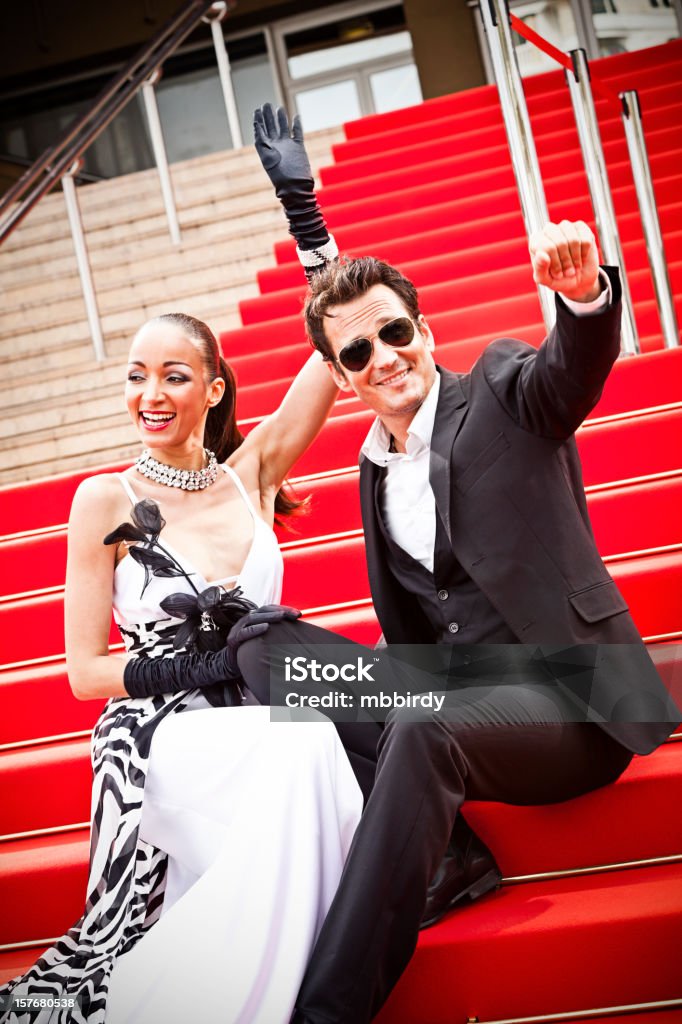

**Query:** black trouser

left=237, top=620, right=634, bottom=1024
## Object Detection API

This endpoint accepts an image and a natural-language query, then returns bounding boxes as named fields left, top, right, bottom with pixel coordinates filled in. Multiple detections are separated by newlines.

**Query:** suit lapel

left=429, top=367, right=468, bottom=545
left=359, top=454, right=383, bottom=554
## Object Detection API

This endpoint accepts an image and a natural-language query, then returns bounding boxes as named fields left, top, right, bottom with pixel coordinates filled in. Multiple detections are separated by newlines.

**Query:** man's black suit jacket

left=359, top=267, right=680, bottom=755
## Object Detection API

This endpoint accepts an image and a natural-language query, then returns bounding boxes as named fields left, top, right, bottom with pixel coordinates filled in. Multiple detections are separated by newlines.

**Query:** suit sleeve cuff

left=560, top=269, right=612, bottom=315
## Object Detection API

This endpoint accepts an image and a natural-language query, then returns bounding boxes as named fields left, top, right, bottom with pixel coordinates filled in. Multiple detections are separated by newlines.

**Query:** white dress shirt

left=360, top=277, right=612, bottom=573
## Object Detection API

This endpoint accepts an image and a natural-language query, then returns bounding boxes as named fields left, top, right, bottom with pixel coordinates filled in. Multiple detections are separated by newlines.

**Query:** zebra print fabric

left=0, top=621, right=201, bottom=1023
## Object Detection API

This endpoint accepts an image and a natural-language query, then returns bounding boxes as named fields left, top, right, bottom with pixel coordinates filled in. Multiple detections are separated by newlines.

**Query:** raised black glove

left=254, top=103, right=337, bottom=277
left=123, top=604, right=301, bottom=698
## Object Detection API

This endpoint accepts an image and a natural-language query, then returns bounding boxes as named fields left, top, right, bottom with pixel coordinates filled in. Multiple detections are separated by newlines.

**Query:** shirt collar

left=360, top=372, right=441, bottom=467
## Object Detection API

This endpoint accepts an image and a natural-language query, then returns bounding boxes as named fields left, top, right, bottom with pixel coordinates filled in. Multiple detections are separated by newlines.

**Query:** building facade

left=0, top=0, right=679, bottom=188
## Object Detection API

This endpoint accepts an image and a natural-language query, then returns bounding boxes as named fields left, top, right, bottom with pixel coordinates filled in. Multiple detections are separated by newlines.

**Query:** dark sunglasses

left=337, top=316, right=416, bottom=373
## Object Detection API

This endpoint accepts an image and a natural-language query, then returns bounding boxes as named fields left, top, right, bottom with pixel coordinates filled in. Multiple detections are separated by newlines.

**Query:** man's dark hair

left=303, top=256, right=422, bottom=363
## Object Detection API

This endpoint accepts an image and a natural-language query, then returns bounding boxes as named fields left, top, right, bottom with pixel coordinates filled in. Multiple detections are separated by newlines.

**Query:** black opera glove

left=253, top=103, right=337, bottom=277
left=123, top=604, right=302, bottom=698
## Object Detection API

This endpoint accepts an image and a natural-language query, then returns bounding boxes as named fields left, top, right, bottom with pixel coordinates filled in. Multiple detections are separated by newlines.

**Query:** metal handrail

left=0, top=0, right=231, bottom=243
left=0, top=152, right=104, bottom=185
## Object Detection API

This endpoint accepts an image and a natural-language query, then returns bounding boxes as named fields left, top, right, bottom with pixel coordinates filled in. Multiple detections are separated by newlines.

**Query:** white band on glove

left=296, top=234, right=339, bottom=269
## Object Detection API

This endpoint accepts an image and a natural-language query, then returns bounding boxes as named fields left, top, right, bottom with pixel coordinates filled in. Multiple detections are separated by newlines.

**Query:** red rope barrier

left=509, top=12, right=623, bottom=114
left=509, top=12, right=572, bottom=71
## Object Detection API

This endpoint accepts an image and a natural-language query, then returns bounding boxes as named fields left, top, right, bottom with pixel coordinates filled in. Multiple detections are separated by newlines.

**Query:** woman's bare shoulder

left=70, top=472, right=130, bottom=529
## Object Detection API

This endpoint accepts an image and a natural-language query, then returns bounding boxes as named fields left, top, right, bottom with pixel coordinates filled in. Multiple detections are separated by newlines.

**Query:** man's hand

left=529, top=221, right=602, bottom=302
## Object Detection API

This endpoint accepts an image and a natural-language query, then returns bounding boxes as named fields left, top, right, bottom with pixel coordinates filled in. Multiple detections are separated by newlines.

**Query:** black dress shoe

left=420, top=814, right=502, bottom=929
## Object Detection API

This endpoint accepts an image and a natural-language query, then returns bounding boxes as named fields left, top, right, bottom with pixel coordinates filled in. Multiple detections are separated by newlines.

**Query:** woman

left=0, top=308, right=363, bottom=1022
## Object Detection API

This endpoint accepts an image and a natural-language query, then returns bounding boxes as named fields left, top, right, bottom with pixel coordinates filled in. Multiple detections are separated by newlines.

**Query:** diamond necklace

left=135, top=448, right=219, bottom=490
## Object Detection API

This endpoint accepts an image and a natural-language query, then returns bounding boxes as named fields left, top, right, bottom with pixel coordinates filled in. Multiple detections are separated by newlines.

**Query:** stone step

left=1, top=254, right=262, bottom=334
left=2, top=237, right=276, bottom=310
left=0, top=213, right=284, bottom=290
left=0, top=386, right=126, bottom=443
left=0, top=265, right=260, bottom=353
left=7, top=130, right=340, bottom=227
left=0, top=133, right=338, bottom=270
left=0, top=186, right=283, bottom=264
left=1, top=130, right=340, bottom=241
left=0, top=299, right=242, bottom=395
left=2, top=361, right=128, bottom=417
left=0, top=207, right=282, bottom=301
left=0, top=337, right=127, bottom=387
left=0, top=412, right=139, bottom=481
left=0, top=301, right=241, bottom=389
left=0, top=404, right=135, bottom=457
left=0, top=440, right=142, bottom=488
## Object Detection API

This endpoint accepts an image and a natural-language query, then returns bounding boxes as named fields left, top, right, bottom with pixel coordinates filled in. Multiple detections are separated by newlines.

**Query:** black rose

left=160, top=585, right=256, bottom=652
left=104, top=500, right=185, bottom=595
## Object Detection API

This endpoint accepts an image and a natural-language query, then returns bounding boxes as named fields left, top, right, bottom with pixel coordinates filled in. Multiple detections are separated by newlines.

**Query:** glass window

left=231, top=53, right=277, bottom=145
left=157, top=67, right=228, bottom=161
left=592, top=0, right=678, bottom=54
left=288, top=31, right=414, bottom=79
left=155, top=32, right=276, bottom=157
left=294, top=80, right=362, bottom=132
left=370, top=63, right=422, bottom=113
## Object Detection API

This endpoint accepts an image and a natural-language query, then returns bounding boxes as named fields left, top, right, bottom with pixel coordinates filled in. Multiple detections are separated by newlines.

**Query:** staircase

left=1, top=38, right=682, bottom=1024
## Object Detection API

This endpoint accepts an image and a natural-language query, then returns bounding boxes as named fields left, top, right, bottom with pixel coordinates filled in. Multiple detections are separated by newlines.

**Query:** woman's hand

left=254, top=103, right=313, bottom=198
left=253, top=103, right=337, bottom=275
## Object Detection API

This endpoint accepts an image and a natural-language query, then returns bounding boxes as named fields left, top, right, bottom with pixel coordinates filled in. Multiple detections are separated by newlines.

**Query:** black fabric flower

left=104, top=499, right=189, bottom=596
left=131, top=499, right=165, bottom=540
left=160, top=585, right=256, bottom=653
left=104, top=499, right=165, bottom=546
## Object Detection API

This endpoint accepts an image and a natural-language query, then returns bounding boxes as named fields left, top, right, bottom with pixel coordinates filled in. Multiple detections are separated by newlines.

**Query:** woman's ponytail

left=205, top=357, right=244, bottom=464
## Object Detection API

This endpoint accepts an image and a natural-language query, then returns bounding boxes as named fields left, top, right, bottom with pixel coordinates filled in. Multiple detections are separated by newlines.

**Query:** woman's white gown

left=105, top=468, right=363, bottom=1024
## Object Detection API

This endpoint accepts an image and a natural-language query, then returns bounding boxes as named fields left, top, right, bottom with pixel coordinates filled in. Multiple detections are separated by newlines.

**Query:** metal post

left=565, top=49, right=639, bottom=355
left=673, top=0, right=682, bottom=39
left=621, top=90, right=680, bottom=349
left=141, top=69, right=182, bottom=245
left=203, top=2, right=243, bottom=149
left=62, top=161, right=106, bottom=362
left=479, top=0, right=556, bottom=330
left=569, top=0, right=600, bottom=60
left=263, top=24, right=286, bottom=109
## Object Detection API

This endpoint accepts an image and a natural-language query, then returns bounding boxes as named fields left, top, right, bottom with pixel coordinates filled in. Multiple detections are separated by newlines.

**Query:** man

left=251, top=105, right=680, bottom=1023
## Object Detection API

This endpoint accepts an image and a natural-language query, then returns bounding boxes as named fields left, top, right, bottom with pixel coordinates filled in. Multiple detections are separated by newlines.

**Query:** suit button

left=437, top=589, right=449, bottom=601
left=448, top=622, right=460, bottom=634
left=463, top=654, right=472, bottom=664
